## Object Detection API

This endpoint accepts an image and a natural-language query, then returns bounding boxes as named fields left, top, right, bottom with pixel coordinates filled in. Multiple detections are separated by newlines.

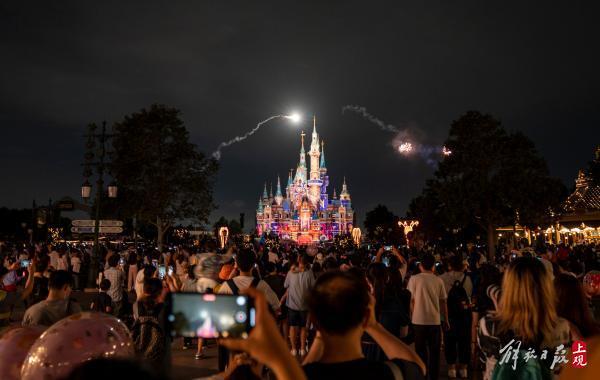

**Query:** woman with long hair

left=363, top=260, right=411, bottom=361
left=554, top=273, right=600, bottom=340
left=478, top=257, right=570, bottom=380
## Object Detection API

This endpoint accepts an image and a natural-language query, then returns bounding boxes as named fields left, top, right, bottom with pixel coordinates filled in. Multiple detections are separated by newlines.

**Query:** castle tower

left=319, top=140, right=327, bottom=176
left=275, top=175, right=283, bottom=206
left=294, top=131, right=307, bottom=183
left=319, top=140, right=329, bottom=210
left=262, top=182, right=268, bottom=202
left=308, top=116, right=323, bottom=207
left=340, top=177, right=351, bottom=202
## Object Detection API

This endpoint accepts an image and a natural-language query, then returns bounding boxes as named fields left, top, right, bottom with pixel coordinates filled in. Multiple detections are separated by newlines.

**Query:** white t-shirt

left=56, top=255, right=69, bottom=271
left=134, top=270, right=145, bottom=299
left=70, top=257, right=81, bottom=273
left=49, top=250, right=59, bottom=269
left=217, top=275, right=280, bottom=311
left=407, top=272, right=447, bottom=325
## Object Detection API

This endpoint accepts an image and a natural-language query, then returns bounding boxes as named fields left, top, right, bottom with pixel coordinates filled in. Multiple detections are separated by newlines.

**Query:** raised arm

left=20, top=259, right=37, bottom=300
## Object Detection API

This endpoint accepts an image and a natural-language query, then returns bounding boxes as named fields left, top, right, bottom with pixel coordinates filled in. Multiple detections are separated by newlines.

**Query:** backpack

left=447, top=273, right=470, bottom=319
left=226, top=277, right=260, bottom=295
left=131, top=305, right=166, bottom=363
left=491, top=349, right=552, bottom=380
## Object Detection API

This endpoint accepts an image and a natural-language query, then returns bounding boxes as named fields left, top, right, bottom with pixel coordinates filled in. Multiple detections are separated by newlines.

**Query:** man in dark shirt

left=22, top=270, right=82, bottom=327
left=302, top=270, right=425, bottom=380
left=90, top=278, right=113, bottom=313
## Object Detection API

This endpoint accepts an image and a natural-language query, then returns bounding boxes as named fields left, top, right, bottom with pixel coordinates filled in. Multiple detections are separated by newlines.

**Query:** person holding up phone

left=219, top=287, right=307, bottom=380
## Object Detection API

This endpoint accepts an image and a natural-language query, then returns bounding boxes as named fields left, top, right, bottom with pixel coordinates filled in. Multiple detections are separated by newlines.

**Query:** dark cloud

left=1, top=1, right=599, bottom=227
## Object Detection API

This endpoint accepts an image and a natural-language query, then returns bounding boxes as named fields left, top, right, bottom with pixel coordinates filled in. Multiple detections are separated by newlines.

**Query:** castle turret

left=294, top=131, right=307, bottom=183
left=275, top=175, right=283, bottom=206
left=308, top=116, right=323, bottom=207
left=320, top=140, right=327, bottom=172
left=340, top=177, right=351, bottom=201
left=262, top=182, right=268, bottom=201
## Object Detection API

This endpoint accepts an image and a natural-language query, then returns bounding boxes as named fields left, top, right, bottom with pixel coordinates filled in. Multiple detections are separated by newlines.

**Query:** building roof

left=562, top=171, right=600, bottom=213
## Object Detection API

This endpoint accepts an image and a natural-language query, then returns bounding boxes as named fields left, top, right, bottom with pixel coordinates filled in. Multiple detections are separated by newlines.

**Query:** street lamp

left=107, top=181, right=118, bottom=198
left=81, top=180, right=92, bottom=199
left=81, top=121, right=115, bottom=289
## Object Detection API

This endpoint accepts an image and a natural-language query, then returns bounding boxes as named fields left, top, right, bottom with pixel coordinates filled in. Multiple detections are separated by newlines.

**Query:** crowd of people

left=1, top=237, right=600, bottom=380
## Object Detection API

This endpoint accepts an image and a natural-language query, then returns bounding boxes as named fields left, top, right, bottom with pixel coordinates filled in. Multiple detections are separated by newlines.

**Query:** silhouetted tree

left=111, top=104, right=218, bottom=250
left=364, top=204, right=404, bottom=244
left=408, top=111, right=565, bottom=259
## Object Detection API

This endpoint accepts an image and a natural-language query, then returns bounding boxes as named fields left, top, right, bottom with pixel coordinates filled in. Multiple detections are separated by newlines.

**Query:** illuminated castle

left=256, top=117, right=354, bottom=243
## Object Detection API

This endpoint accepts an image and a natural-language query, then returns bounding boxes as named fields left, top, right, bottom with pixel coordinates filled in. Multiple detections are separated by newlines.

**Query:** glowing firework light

left=212, top=113, right=301, bottom=160
left=398, top=142, right=414, bottom=154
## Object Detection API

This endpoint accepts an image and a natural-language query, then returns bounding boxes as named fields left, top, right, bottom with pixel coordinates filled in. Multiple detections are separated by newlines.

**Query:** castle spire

left=269, top=182, right=273, bottom=199
left=257, top=197, right=263, bottom=213
left=299, top=131, right=306, bottom=166
left=333, top=187, right=337, bottom=199
left=262, top=182, right=268, bottom=199
left=320, top=140, right=326, bottom=168
left=310, top=116, right=319, bottom=153
left=276, top=176, right=282, bottom=196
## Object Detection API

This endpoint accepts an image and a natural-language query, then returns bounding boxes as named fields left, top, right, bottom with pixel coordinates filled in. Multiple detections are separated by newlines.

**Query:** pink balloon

left=21, top=312, right=134, bottom=380
left=0, top=326, right=45, bottom=380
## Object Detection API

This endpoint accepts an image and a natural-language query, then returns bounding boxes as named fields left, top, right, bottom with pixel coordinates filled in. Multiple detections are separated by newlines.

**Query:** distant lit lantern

left=399, top=220, right=419, bottom=246
left=107, top=181, right=118, bottom=198
left=219, top=226, right=229, bottom=249
left=351, top=227, right=362, bottom=246
left=81, top=180, right=92, bottom=199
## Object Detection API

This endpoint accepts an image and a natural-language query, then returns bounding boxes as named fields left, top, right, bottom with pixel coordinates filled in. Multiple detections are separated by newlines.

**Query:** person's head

left=449, top=254, right=465, bottom=272
left=264, top=261, right=276, bottom=275
left=99, top=278, right=111, bottom=292
left=554, top=273, right=600, bottom=338
left=35, top=255, right=49, bottom=273
left=107, top=254, right=120, bottom=268
left=235, top=249, right=256, bottom=273
left=497, top=257, right=558, bottom=345
left=64, top=358, right=159, bottom=380
left=143, top=264, right=156, bottom=278
left=142, top=278, right=163, bottom=300
left=48, top=270, right=73, bottom=298
left=307, top=270, right=370, bottom=337
left=419, top=253, right=435, bottom=272
left=298, top=254, right=310, bottom=269
left=322, top=256, right=339, bottom=272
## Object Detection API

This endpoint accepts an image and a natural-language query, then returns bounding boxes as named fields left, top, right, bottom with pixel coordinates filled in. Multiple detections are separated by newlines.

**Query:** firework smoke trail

left=341, top=105, right=399, bottom=133
left=343, top=105, right=451, bottom=166
left=212, top=115, right=284, bottom=160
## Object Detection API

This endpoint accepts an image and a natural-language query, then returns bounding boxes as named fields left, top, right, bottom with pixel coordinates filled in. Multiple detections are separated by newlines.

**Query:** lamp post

left=81, top=121, right=117, bottom=288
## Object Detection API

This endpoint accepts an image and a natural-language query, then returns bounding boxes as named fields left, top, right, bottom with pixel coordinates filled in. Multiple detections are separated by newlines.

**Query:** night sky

left=2, top=1, right=599, bottom=228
